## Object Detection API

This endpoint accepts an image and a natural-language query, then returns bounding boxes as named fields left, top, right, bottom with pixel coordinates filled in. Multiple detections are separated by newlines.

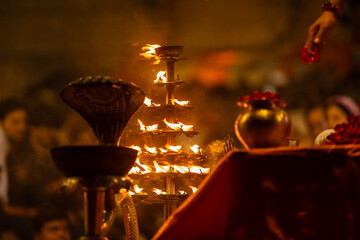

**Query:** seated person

left=31, top=205, right=71, bottom=240
left=325, top=95, right=360, bottom=129
left=8, top=105, right=63, bottom=210
left=0, top=99, right=35, bottom=240
left=6, top=105, right=82, bottom=239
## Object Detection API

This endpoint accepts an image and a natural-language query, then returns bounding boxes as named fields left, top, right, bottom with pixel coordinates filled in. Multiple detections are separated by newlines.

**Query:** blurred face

left=326, top=104, right=348, bottom=129
left=1, top=109, right=27, bottom=143
left=35, top=219, right=71, bottom=240
left=31, top=126, right=58, bottom=149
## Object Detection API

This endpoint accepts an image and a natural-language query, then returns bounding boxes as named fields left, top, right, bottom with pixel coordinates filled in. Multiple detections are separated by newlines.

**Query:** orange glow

left=138, top=119, right=158, bottom=132
left=153, top=160, right=170, bottom=173
left=154, top=71, right=167, bottom=83
left=189, top=186, right=198, bottom=193
left=144, top=145, right=157, bottom=154
left=179, top=190, right=186, bottom=195
left=140, top=44, right=161, bottom=64
left=190, top=145, right=200, bottom=154
left=174, top=99, right=190, bottom=106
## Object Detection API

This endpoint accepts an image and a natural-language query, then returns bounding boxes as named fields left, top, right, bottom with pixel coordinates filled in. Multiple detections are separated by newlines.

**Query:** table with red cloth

left=153, top=146, right=360, bottom=240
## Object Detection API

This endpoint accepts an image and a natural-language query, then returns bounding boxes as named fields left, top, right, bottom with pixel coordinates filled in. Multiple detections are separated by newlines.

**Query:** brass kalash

left=51, top=76, right=145, bottom=240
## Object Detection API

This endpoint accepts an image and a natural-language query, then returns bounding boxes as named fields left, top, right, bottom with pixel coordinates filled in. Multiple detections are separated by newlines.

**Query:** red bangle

left=322, top=1, right=343, bottom=20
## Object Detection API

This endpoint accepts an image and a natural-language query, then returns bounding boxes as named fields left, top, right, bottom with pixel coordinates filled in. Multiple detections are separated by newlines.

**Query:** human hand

left=305, top=11, right=337, bottom=55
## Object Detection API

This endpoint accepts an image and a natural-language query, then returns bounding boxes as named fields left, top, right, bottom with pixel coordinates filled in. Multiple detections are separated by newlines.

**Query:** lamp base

left=79, top=237, right=108, bottom=240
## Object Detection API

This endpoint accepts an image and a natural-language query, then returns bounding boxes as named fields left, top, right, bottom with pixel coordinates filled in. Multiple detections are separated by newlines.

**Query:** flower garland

left=328, top=115, right=360, bottom=144
left=301, top=46, right=320, bottom=64
left=237, top=91, right=286, bottom=108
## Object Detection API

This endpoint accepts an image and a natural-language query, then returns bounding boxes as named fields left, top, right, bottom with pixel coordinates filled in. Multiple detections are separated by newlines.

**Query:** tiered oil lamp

left=127, top=45, right=210, bottom=220
left=51, top=76, right=145, bottom=240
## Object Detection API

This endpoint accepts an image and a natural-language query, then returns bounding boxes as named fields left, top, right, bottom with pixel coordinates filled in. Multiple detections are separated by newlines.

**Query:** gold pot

left=234, top=99, right=291, bottom=148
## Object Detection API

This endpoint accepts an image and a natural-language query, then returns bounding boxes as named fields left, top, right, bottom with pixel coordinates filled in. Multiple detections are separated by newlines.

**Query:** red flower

left=328, top=115, right=360, bottom=144
left=238, top=91, right=286, bottom=108
left=301, top=46, right=320, bottom=64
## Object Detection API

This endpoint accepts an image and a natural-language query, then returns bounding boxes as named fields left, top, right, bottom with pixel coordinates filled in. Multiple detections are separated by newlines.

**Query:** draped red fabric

left=152, top=146, right=360, bottom=240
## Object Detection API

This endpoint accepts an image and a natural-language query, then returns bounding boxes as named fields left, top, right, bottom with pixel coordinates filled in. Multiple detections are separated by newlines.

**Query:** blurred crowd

left=0, top=93, right=98, bottom=239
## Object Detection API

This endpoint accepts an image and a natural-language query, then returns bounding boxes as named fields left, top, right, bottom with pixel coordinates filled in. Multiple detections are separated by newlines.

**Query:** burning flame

left=182, top=124, right=194, bottom=131
left=168, top=145, right=182, bottom=152
left=138, top=119, right=145, bottom=131
left=154, top=71, right=167, bottom=83
left=189, top=165, right=210, bottom=174
left=190, top=145, right=200, bottom=154
left=144, top=97, right=160, bottom=107
left=172, top=164, right=210, bottom=174
left=134, top=185, right=143, bottom=194
left=173, top=165, right=188, bottom=173
left=189, top=186, right=198, bottom=194
left=153, top=161, right=170, bottom=173
left=164, top=119, right=194, bottom=131
left=174, top=99, right=190, bottom=106
left=138, top=119, right=158, bottom=132
left=130, top=145, right=142, bottom=153
left=128, top=160, right=210, bottom=175
left=163, top=119, right=181, bottom=130
left=136, top=158, right=152, bottom=174
left=127, top=145, right=209, bottom=175
left=179, top=190, right=186, bottom=195
left=128, top=157, right=153, bottom=174
left=153, top=188, right=166, bottom=195
left=144, top=97, right=151, bottom=106
left=144, top=145, right=157, bottom=154
left=159, top=148, right=167, bottom=153
left=140, top=44, right=161, bottom=64
left=128, top=166, right=141, bottom=175
left=129, top=185, right=147, bottom=195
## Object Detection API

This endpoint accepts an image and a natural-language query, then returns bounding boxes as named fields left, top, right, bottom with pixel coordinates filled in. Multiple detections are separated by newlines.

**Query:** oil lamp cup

left=51, top=146, right=138, bottom=240
left=51, top=76, right=145, bottom=240
left=234, top=99, right=291, bottom=148
left=155, top=46, right=183, bottom=58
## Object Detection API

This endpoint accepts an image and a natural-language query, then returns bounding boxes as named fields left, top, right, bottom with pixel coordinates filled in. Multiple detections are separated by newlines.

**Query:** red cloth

left=153, top=146, right=360, bottom=240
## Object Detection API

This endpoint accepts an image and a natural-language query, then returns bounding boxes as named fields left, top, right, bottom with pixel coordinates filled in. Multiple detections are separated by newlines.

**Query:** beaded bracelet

left=322, top=1, right=343, bottom=20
